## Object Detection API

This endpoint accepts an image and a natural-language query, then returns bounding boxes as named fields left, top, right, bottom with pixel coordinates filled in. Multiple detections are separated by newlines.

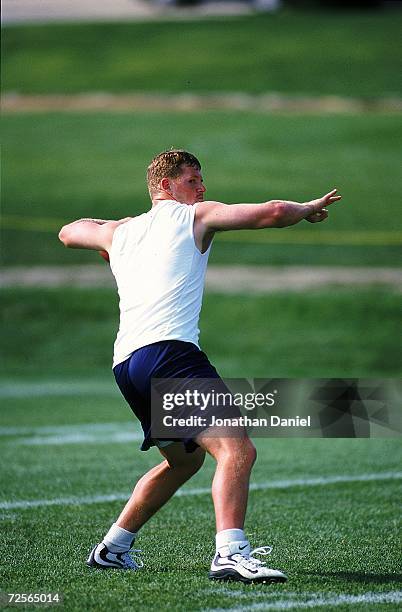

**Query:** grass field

left=1, top=288, right=402, bottom=605
left=2, top=111, right=402, bottom=267
left=3, top=12, right=402, bottom=97
left=2, top=287, right=402, bottom=379
left=1, top=390, right=401, bottom=610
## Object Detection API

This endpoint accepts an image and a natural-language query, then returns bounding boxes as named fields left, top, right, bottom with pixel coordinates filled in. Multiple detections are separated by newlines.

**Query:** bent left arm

left=58, top=217, right=132, bottom=251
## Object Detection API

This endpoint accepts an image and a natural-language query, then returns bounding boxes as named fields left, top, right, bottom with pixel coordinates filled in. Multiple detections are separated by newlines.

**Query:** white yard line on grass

left=204, top=589, right=302, bottom=600
left=1, top=471, right=401, bottom=511
left=10, top=431, right=143, bottom=445
left=205, top=590, right=402, bottom=611
left=0, top=421, right=143, bottom=445
left=0, top=422, right=134, bottom=436
left=0, top=380, right=119, bottom=398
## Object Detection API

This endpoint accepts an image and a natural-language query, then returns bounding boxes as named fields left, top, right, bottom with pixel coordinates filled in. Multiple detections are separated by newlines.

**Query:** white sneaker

left=86, top=542, right=143, bottom=571
left=209, top=540, right=287, bottom=584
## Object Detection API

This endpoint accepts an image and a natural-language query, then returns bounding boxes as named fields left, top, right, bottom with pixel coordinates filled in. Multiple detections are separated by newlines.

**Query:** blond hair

left=146, top=149, right=201, bottom=197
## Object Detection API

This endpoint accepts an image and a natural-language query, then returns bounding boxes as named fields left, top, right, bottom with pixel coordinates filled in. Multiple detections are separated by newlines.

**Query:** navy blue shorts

left=113, top=340, right=221, bottom=453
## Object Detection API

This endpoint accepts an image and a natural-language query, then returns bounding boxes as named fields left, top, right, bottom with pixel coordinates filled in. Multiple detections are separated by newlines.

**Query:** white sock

left=102, top=523, right=136, bottom=553
left=216, top=528, right=246, bottom=551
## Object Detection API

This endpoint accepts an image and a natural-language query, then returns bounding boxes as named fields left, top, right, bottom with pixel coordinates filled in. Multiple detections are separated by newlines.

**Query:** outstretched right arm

left=196, top=190, right=341, bottom=233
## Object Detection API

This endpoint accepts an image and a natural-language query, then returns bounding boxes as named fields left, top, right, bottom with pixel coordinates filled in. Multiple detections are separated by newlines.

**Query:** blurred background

left=1, top=0, right=401, bottom=380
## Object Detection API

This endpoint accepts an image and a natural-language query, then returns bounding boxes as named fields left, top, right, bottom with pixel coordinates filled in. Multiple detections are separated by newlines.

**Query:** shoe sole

left=87, top=562, right=129, bottom=570
left=209, top=569, right=287, bottom=584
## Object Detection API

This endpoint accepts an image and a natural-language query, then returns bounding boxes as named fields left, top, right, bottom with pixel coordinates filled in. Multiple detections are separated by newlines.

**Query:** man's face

left=168, top=165, right=206, bottom=205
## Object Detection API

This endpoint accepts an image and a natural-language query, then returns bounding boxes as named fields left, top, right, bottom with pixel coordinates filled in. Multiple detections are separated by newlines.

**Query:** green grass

left=1, top=396, right=401, bottom=611
left=3, top=12, right=402, bottom=97
left=2, top=112, right=402, bottom=267
left=2, top=287, right=401, bottom=379
left=1, top=286, right=401, bottom=609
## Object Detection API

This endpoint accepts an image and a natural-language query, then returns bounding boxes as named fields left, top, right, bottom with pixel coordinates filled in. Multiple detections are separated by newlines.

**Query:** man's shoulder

left=195, top=200, right=225, bottom=213
left=110, top=214, right=144, bottom=245
left=194, top=201, right=226, bottom=223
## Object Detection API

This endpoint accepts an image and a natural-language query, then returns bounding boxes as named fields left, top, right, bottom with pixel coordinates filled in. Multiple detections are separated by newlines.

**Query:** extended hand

left=305, top=189, right=342, bottom=223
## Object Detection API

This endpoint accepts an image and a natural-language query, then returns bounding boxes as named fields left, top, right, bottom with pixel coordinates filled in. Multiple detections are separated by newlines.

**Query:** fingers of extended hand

left=323, top=188, right=338, bottom=200
left=326, top=192, right=342, bottom=206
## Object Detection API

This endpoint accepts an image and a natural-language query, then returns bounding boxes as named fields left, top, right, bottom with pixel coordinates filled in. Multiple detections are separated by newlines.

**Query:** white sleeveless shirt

left=109, top=200, right=211, bottom=368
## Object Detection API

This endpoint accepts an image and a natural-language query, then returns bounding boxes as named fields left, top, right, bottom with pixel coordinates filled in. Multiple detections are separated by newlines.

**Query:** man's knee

left=229, top=440, right=256, bottom=473
left=242, top=439, right=257, bottom=468
left=200, top=435, right=256, bottom=469
left=248, top=441, right=257, bottom=467
left=160, top=443, right=205, bottom=474
left=185, top=447, right=206, bottom=474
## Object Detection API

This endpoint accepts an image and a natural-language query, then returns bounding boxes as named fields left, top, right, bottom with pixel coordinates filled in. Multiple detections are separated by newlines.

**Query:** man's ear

left=160, top=177, right=171, bottom=192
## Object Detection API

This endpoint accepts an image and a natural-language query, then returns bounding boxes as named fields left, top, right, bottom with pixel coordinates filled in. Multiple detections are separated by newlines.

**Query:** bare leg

left=116, top=443, right=205, bottom=532
left=195, top=434, right=256, bottom=532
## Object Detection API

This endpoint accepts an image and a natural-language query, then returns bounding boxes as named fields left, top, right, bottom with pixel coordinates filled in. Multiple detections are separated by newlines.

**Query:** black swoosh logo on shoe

left=239, top=544, right=248, bottom=550
left=98, top=546, right=125, bottom=568
left=214, top=555, right=236, bottom=567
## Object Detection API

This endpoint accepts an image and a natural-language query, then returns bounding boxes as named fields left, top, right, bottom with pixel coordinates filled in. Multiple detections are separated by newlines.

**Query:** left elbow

left=58, top=226, right=72, bottom=247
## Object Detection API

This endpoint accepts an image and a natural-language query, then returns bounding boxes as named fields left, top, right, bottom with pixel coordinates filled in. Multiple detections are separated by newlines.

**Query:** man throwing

left=59, top=149, right=341, bottom=583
